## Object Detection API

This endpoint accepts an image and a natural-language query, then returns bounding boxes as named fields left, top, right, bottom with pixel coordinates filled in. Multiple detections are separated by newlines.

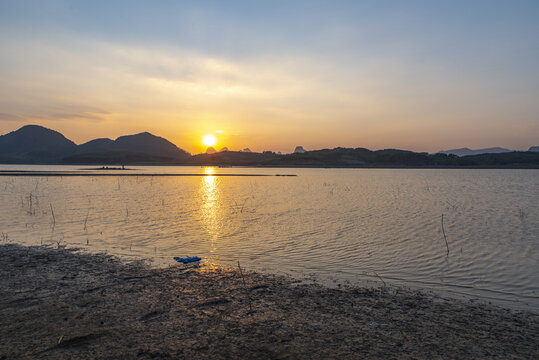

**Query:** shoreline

left=1, top=244, right=537, bottom=359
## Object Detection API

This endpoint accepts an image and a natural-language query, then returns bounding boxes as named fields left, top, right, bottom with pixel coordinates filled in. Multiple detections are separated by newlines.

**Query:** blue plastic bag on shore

left=173, top=256, right=201, bottom=264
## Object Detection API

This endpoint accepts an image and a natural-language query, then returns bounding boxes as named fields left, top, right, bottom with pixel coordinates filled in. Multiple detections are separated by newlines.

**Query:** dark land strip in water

left=0, top=244, right=537, bottom=359
left=0, top=172, right=296, bottom=177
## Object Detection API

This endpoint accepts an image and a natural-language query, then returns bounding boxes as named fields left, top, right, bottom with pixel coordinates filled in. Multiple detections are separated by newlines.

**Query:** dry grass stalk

left=372, top=271, right=386, bottom=287
left=442, top=213, right=449, bottom=256
left=237, top=261, right=253, bottom=313
left=50, top=203, right=56, bottom=226
left=83, top=210, right=89, bottom=231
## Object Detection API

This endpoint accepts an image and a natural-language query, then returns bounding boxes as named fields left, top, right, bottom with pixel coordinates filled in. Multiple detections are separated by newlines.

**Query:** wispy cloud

left=1, top=1, right=538, bottom=151
left=0, top=113, right=24, bottom=121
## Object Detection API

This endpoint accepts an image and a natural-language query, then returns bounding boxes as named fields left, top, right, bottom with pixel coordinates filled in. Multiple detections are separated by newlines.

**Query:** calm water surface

left=0, top=165, right=537, bottom=309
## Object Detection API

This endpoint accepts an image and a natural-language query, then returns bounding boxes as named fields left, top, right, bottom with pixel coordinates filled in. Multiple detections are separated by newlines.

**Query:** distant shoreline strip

left=0, top=172, right=296, bottom=177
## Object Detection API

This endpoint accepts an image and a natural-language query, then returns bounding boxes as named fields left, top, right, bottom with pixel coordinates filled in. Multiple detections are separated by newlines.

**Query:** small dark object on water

left=173, top=256, right=202, bottom=264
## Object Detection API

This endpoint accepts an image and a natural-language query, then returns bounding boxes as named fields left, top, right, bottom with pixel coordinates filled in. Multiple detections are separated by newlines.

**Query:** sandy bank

left=0, top=244, right=537, bottom=359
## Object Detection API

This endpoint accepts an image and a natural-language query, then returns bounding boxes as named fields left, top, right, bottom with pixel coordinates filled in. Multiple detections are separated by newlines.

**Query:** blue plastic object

left=173, top=256, right=202, bottom=264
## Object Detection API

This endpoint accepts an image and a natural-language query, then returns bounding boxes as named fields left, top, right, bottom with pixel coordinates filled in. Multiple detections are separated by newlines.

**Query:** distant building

left=219, top=147, right=229, bottom=152
left=294, top=146, right=306, bottom=154
left=206, top=147, right=217, bottom=154
left=242, top=148, right=252, bottom=153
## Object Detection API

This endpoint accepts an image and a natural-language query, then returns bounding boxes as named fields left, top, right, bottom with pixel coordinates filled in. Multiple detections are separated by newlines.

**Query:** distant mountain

left=77, top=138, right=115, bottom=153
left=439, top=147, right=511, bottom=157
left=0, top=125, right=190, bottom=164
left=78, top=132, right=190, bottom=160
left=294, top=146, right=306, bottom=154
left=529, top=146, right=539, bottom=152
left=0, top=125, right=76, bottom=163
left=77, top=138, right=114, bottom=153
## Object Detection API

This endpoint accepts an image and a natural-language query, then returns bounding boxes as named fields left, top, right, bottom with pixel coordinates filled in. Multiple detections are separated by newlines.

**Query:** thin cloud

left=29, top=110, right=109, bottom=122
left=0, top=113, right=24, bottom=121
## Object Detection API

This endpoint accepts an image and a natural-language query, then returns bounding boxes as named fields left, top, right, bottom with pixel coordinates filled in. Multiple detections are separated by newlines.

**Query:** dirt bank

left=0, top=244, right=537, bottom=359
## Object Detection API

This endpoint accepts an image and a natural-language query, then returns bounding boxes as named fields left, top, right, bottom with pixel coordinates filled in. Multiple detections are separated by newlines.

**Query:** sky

left=0, top=0, right=538, bottom=154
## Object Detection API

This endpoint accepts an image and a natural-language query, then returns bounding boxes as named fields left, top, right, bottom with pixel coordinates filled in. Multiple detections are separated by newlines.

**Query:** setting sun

left=202, top=134, right=217, bottom=147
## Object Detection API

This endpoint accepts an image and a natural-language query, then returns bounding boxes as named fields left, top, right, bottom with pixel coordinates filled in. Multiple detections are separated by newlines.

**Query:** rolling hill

left=0, top=125, right=190, bottom=164
left=0, top=125, right=76, bottom=163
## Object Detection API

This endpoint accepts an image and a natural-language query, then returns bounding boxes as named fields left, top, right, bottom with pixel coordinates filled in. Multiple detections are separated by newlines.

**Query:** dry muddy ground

left=0, top=244, right=537, bottom=359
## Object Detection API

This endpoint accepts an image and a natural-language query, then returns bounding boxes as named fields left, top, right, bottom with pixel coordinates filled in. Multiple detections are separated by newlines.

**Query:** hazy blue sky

left=1, top=0, right=538, bottom=153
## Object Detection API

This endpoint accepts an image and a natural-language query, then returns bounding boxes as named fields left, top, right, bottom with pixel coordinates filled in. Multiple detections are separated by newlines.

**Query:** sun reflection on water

left=203, top=167, right=215, bottom=176
left=200, top=167, right=221, bottom=253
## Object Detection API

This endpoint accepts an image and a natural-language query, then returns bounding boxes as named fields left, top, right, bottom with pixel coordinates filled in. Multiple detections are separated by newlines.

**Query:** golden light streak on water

left=200, top=167, right=220, bottom=253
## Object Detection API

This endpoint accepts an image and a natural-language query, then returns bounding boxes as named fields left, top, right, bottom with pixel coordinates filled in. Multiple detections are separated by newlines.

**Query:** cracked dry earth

left=0, top=244, right=538, bottom=359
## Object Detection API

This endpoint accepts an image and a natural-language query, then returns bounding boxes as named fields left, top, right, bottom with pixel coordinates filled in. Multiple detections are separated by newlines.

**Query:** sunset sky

left=1, top=1, right=538, bottom=154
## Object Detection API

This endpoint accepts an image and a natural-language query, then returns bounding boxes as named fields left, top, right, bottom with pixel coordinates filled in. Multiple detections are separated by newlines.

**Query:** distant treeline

left=63, top=147, right=539, bottom=168
left=259, top=148, right=539, bottom=168
left=1, top=125, right=538, bottom=168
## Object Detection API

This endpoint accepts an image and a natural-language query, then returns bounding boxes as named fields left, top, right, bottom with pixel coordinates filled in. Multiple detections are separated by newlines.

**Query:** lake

left=0, top=165, right=537, bottom=309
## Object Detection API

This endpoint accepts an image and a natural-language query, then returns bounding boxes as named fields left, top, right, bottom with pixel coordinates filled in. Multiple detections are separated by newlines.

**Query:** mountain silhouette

left=0, top=125, right=76, bottom=163
left=77, top=138, right=115, bottom=153
left=439, top=147, right=511, bottom=157
left=0, top=125, right=189, bottom=164
left=78, top=132, right=190, bottom=160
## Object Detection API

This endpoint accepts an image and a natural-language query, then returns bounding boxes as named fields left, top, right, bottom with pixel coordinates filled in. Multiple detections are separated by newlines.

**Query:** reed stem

left=237, top=261, right=253, bottom=313
left=50, top=203, right=56, bottom=225
left=442, top=214, right=449, bottom=256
